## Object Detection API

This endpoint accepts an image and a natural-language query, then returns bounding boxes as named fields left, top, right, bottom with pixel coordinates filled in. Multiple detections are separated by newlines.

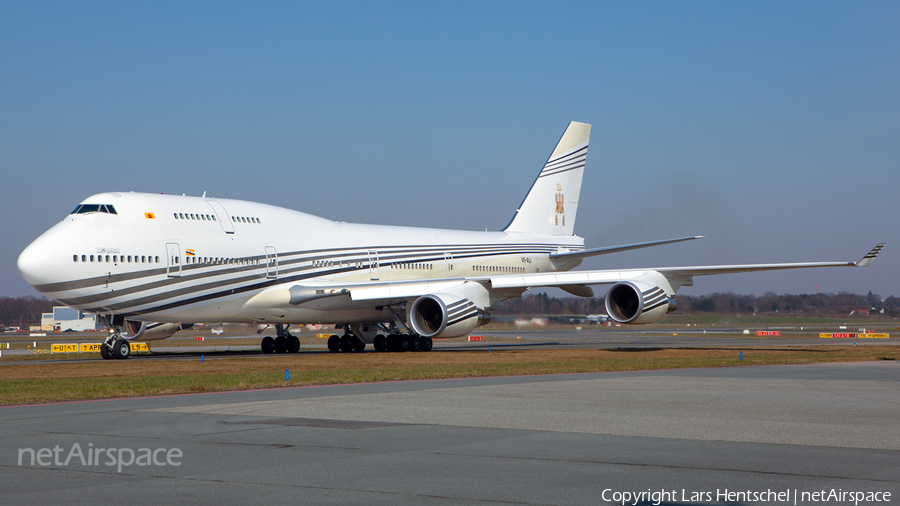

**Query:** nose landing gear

left=101, top=327, right=132, bottom=360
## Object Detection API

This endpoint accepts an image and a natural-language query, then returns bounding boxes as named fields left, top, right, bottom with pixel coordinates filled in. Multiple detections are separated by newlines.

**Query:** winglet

left=855, top=243, right=885, bottom=267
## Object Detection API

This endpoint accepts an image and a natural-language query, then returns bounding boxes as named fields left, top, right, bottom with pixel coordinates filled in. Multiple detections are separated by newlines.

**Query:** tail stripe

left=539, top=146, right=587, bottom=179
left=543, top=156, right=586, bottom=173
left=544, top=144, right=587, bottom=170
left=543, top=145, right=588, bottom=169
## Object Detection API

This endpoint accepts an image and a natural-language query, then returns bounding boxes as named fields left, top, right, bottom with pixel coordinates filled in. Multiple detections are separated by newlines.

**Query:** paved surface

left=2, top=362, right=899, bottom=505
left=2, top=329, right=896, bottom=364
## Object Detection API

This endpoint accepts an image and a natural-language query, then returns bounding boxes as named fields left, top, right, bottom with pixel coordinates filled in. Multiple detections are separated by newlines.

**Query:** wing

left=248, top=243, right=884, bottom=311
left=495, top=242, right=884, bottom=293
left=242, top=243, right=883, bottom=334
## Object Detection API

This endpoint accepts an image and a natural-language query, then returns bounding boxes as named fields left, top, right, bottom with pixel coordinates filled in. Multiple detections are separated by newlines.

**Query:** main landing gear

left=326, top=333, right=366, bottom=353
left=101, top=328, right=132, bottom=360
left=326, top=333, right=433, bottom=353
left=260, top=324, right=301, bottom=354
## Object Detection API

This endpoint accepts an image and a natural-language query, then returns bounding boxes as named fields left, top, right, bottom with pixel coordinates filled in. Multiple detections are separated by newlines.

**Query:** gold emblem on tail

left=555, top=192, right=565, bottom=226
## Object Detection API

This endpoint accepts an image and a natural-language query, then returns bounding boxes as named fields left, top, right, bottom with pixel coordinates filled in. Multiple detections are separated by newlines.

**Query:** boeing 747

left=17, top=122, right=884, bottom=359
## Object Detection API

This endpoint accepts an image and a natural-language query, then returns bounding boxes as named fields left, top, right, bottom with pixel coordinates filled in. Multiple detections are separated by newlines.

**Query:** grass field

left=1, top=346, right=897, bottom=406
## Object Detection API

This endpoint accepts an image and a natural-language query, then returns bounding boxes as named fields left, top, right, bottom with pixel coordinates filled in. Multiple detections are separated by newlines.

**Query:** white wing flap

left=349, top=280, right=467, bottom=301
left=489, top=270, right=628, bottom=289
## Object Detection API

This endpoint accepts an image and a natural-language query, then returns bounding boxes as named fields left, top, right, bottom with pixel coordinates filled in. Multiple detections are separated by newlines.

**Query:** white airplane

left=17, top=122, right=884, bottom=359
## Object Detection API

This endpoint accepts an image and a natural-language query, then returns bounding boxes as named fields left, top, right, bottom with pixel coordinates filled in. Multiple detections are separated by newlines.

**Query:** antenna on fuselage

left=202, top=191, right=207, bottom=198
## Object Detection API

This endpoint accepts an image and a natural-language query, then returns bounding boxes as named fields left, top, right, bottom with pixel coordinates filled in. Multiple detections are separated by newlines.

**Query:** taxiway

left=2, top=361, right=898, bottom=505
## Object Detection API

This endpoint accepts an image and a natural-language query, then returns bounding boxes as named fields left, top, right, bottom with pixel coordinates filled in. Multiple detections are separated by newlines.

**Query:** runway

left=2, top=361, right=898, bottom=505
left=3, top=329, right=896, bottom=365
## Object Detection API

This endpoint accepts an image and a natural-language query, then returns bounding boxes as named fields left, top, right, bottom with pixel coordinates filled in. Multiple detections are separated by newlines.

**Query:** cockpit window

left=73, top=204, right=100, bottom=214
left=70, top=204, right=118, bottom=215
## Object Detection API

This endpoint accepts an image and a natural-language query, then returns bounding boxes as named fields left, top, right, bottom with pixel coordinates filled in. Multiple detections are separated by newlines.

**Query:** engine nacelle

left=408, top=293, right=490, bottom=339
left=605, top=281, right=677, bottom=324
left=124, top=321, right=194, bottom=341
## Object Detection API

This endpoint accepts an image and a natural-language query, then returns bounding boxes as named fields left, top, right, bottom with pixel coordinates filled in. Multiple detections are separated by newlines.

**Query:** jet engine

left=605, top=281, right=677, bottom=324
left=124, top=321, right=194, bottom=341
left=408, top=293, right=491, bottom=339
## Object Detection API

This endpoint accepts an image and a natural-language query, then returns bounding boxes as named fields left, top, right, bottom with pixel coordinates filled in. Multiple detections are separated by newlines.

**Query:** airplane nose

left=18, top=234, right=55, bottom=287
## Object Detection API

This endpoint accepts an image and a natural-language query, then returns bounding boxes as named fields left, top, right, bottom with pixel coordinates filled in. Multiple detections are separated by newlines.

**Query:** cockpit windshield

left=71, top=204, right=117, bottom=215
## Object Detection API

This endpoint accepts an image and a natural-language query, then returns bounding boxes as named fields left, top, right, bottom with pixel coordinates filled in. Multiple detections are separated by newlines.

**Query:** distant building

left=40, top=307, right=96, bottom=332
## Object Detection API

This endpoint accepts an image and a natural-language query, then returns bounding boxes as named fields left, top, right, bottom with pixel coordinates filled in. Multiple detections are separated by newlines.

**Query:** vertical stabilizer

left=503, top=121, right=590, bottom=236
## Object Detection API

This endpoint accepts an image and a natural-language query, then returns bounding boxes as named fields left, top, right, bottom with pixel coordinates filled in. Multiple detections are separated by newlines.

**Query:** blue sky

left=1, top=1, right=898, bottom=298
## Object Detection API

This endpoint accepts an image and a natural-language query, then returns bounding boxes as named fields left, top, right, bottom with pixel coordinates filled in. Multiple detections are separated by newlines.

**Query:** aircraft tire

left=410, top=335, right=422, bottom=352
left=287, top=335, right=301, bottom=353
left=399, top=336, right=410, bottom=352
left=374, top=335, right=387, bottom=352
left=422, top=337, right=433, bottom=352
left=339, top=335, right=353, bottom=352
left=112, top=339, right=131, bottom=360
left=261, top=336, right=275, bottom=354
left=100, top=345, right=113, bottom=360
left=274, top=336, right=288, bottom=353
left=352, top=338, right=365, bottom=352
left=327, top=335, right=340, bottom=353
left=387, top=335, right=399, bottom=352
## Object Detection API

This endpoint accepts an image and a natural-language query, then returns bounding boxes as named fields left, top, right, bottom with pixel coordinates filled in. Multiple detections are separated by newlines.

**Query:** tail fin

left=503, top=121, right=591, bottom=236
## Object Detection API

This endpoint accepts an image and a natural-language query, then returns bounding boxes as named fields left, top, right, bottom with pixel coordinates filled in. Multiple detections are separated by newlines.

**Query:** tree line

left=0, top=296, right=54, bottom=328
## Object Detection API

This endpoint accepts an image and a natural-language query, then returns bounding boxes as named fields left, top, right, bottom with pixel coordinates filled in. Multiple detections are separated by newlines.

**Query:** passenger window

left=90, top=255, right=94, bottom=262
left=141, top=256, right=146, bottom=263
left=105, top=255, right=110, bottom=262
left=73, top=255, right=77, bottom=262
left=127, top=255, right=132, bottom=262
left=82, top=255, right=86, bottom=262
left=155, top=256, right=159, bottom=263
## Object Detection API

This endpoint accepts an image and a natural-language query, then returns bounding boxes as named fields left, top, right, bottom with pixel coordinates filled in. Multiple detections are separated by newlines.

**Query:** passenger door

left=166, top=243, right=181, bottom=278
left=368, top=250, right=379, bottom=281
left=265, top=246, right=277, bottom=279
left=444, top=252, right=455, bottom=277
left=205, top=200, right=235, bottom=234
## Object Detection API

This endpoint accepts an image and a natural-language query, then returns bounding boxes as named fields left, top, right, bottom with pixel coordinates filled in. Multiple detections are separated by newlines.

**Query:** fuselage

left=18, top=192, right=585, bottom=325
